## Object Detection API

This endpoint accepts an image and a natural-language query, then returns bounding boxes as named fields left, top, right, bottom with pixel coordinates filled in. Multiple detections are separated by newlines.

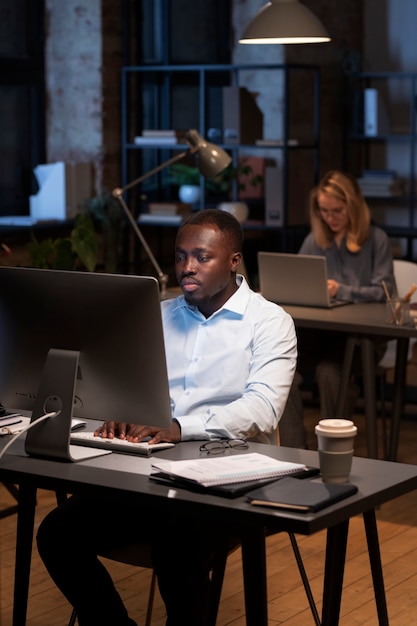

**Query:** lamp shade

left=186, top=129, right=232, bottom=178
left=239, top=0, right=331, bottom=45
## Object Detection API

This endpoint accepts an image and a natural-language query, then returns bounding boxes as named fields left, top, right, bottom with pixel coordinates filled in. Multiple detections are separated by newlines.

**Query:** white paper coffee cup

left=315, top=419, right=357, bottom=482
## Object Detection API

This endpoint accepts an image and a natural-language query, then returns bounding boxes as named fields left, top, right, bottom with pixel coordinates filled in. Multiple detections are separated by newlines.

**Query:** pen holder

left=386, top=298, right=410, bottom=326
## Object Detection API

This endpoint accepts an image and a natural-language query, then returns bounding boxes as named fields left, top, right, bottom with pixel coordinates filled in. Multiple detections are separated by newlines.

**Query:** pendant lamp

left=239, top=0, right=331, bottom=45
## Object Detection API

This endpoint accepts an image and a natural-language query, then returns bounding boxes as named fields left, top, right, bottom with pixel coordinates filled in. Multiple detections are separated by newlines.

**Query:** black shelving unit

left=120, top=63, right=321, bottom=251
left=346, top=71, right=417, bottom=259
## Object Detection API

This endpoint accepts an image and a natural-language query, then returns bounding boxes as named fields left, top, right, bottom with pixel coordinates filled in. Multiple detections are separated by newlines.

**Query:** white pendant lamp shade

left=239, top=0, right=331, bottom=45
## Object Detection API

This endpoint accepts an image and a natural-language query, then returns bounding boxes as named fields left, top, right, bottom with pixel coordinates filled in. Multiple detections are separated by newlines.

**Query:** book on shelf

left=133, top=136, right=186, bottom=146
left=138, top=214, right=184, bottom=225
left=147, top=202, right=191, bottom=217
left=358, top=169, right=404, bottom=196
left=362, top=169, right=397, bottom=181
left=247, top=476, right=358, bottom=513
left=142, top=129, right=187, bottom=138
left=255, top=139, right=299, bottom=147
left=134, top=129, right=188, bottom=145
left=358, top=177, right=404, bottom=197
left=150, top=452, right=314, bottom=489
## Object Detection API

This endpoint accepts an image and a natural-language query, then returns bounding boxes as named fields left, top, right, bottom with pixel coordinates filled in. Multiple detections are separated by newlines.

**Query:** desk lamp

left=239, top=0, right=331, bottom=44
left=112, top=129, right=232, bottom=299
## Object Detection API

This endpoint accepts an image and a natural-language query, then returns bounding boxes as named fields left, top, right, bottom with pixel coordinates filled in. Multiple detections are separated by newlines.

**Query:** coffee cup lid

left=315, top=418, right=357, bottom=437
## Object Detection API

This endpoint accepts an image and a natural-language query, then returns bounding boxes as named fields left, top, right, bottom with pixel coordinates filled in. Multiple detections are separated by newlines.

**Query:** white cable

left=0, top=411, right=60, bottom=461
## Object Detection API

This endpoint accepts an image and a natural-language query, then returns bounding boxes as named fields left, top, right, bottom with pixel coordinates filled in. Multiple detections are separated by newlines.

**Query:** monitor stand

left=24, top=348, right=110, bottom=462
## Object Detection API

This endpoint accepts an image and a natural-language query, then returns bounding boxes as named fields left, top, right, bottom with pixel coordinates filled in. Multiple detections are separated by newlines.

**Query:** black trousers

left=37, top=494, right=228, bottom=626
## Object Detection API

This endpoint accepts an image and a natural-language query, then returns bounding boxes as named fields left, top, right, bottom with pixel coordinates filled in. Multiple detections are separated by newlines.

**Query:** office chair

left=376, top=259, right=417, bottom=455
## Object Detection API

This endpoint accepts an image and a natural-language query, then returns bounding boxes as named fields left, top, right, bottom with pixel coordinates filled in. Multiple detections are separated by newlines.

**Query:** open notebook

left=257, top=252, right=352, bottom=308
left=149, top=452, right=320, bottom=497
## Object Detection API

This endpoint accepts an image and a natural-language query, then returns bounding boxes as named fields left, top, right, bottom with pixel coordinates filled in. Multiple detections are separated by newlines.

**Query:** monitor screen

left=0, top=267, right=172, bottom=459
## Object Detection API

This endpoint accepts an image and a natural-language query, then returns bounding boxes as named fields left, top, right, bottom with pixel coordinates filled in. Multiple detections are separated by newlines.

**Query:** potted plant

left=85, top=189, right=125, bottom=273
left=168, top=159, right=264, bottom=221
left=28, top=213, right=99, bottom=272
left=27, top=190, right=125, bottom=273
left=168, top=164, right=202, bottom=205
left=210, top=159, right=264, bottom=222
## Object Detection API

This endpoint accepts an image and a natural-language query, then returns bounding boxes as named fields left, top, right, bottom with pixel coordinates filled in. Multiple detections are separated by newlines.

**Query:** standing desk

left=283, top=302, right=417, bottom=461
left=1, top=439, right=417, bottom=626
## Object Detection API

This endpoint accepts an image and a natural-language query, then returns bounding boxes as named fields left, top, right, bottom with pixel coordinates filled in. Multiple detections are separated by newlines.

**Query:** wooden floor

left=2, top=399, right=417, bottom=625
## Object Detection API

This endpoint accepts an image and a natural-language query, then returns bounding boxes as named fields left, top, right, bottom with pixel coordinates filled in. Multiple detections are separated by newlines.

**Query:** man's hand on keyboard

left=94, top=420, right=181, bottom=444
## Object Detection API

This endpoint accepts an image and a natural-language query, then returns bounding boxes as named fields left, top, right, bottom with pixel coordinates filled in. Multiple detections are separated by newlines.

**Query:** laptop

left=257, top=252, right=352, bottom=308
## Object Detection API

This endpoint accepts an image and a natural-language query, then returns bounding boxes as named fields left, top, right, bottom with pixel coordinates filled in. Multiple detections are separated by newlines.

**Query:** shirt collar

left=171, top=274, right=250, bottom=318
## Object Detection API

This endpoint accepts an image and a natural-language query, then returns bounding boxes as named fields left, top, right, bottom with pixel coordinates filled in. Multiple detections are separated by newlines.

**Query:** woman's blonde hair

left=309, top=170, right=371, bottom=253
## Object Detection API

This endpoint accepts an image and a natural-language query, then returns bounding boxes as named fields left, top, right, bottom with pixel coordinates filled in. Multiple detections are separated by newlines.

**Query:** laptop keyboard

left=70, top=430, right=175, bottom=456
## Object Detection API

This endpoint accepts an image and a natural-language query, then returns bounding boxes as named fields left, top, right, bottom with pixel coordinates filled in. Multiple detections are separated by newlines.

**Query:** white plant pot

left=218, top=201, right=249, bottom=223
left=178, top=184, right=201, bottom=205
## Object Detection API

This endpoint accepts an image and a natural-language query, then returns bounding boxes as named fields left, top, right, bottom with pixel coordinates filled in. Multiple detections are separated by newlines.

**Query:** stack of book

left=138, top=201, right=190, bottom=225
left=133, top=129, right=187, bottom=145
left=255, top=138, right=299, bottom=147
left=357, top=170, right=404, bottom=197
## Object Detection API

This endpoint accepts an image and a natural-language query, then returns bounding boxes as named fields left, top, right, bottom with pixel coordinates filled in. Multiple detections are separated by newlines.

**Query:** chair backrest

left=393, top=260, right=417, bottom=302
left=379, top=259, right=417, bottom=370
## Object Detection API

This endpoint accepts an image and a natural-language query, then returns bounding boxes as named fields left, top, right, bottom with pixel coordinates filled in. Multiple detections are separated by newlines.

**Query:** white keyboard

left=70, top=430, right=175, bottom=456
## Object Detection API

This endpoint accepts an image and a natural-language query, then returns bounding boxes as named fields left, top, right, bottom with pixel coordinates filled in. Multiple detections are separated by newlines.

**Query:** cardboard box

left=30, top=162, right=93, bottom=221
left=222, top=87, right=263, bottom=145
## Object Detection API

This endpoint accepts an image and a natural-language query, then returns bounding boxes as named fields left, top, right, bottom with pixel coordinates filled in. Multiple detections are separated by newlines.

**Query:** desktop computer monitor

left=0, top=266, right=172, bottom=460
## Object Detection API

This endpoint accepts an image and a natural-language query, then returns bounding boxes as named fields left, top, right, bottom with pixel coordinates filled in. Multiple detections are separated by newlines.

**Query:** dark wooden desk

left=283, top=303, right=417, bottom=461
left=1, top=439, right=417, bottom=626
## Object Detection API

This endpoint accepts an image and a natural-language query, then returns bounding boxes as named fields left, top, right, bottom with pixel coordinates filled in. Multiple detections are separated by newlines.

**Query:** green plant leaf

left=27, top=237, right=56, bottom=269
left=71, top=218, right=98, bottom=272
left=53, top=239, right=75, bottom=270
left=168, top=164, right=201, bottom=186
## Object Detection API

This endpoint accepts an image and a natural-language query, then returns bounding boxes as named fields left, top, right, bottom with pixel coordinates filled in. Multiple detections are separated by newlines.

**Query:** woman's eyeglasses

left=319, top=207, right=346, bottom=219
left=199, top=439, right=249, bottom=454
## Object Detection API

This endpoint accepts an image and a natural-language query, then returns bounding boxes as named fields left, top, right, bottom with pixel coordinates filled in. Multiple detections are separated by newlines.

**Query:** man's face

left=175, top=223, right=241, bottom=317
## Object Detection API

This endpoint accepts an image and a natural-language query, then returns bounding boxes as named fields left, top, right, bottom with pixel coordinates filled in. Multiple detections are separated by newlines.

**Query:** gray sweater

left=299, top=225, right=394, bottom=302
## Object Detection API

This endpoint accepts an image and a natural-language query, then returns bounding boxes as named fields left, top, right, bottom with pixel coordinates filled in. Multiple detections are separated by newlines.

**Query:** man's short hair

left=178, top=209, right=243, bottom=252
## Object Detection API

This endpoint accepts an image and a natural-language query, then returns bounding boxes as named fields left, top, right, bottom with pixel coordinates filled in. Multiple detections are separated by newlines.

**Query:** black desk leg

left=336, top=336, right=357, bottom=418
left=360, top=337, right=378, bottom=459
left=241, top=527, right=267, bottom=626
left=389, top=337, right=409, bottom=462
left=321, top=520, right=349, bottom=626
left=13, top=483, right=37, bottom=626
left=337, top=336, right=378, bottom=458
left=363, top=509, right=389, bottom=625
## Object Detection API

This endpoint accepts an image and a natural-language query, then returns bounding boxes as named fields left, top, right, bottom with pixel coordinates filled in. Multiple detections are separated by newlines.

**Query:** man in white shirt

left=37, top=209, right=297, bottom=626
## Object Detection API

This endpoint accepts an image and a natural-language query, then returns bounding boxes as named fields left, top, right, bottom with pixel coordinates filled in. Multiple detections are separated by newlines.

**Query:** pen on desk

left=381, top=280, right=391, bottom=301
left=382, top=280, right=402, bottom=324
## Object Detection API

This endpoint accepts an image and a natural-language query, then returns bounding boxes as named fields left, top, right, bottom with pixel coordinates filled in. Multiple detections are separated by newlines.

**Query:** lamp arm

left=115, top=146, right=198, bottom=195
left=113, top=190, right=167, bottom=280
left=112, top=146, right=198, bottom=299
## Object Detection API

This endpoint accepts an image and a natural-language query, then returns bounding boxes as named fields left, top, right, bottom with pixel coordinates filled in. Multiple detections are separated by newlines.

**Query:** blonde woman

left=280, top=170, right=394, bottom=448
left=302, top=169, right=393, bottom=302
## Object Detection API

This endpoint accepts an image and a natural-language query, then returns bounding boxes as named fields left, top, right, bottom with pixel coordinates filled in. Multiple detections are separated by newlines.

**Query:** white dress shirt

left=161, top=276, right=297, bottom=443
